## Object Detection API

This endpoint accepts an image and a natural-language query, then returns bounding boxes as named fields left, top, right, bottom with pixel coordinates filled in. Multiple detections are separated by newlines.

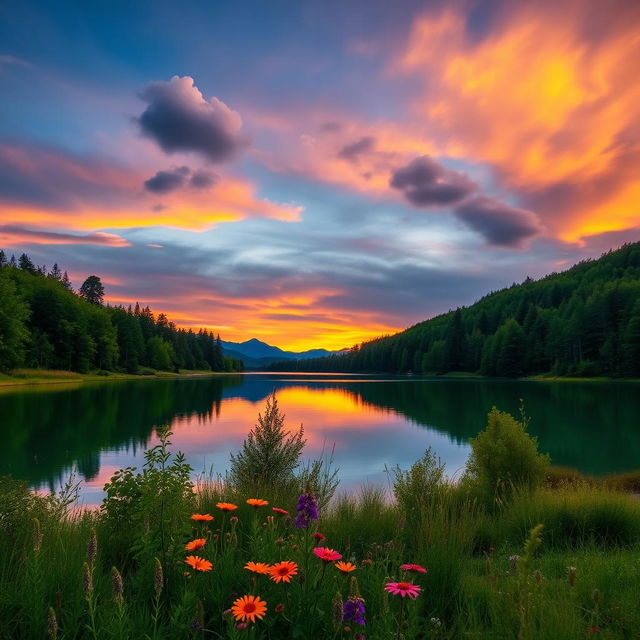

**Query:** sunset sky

left=1, top=0, right=639, bottom=351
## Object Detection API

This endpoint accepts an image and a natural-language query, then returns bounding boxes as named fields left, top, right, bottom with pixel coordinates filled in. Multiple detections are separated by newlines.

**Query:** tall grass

left=1, top=404, right=640, bottom=639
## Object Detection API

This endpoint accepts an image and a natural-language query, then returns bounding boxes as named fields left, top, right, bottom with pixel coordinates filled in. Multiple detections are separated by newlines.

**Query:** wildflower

left=343, top=596, right=366, bottom=626
left=185, top=538, right=207, bottom=551
left=47, top=606, right=58, bottom=640
left=275, top=603, right=285, bottom=614
left=269, top=561, right=298, bottom=583
left=335, top=561, right=357, bottom=573
left=430, top=617, right=443, bottom=629
left=87, top=529, right=97, bottom=564
left=191, top=513, right=214, bottom=521
left=275, top=537, right=285, bottom=545
left=312, top=532, right=326, bottom=542
left=245, top=562, right=271, bottom=575
left=111, top=566, right=124, bottom=604
left=272, top=507, right=289, bottom=516
left=588, top=626, right=599, bottom=634
left=295, top=492, right=319, bottom=529
left=231, top=595, right=267, bottom=623
left=189, top=620, right=203, bottom=631
left=384, top=582, right=421, bottom=599
left=216, top=502, right=238, bottom=512
left=567, top=566, right=577, bottom=587
left=33, top=518, right=42, bottom=553
left=400, top=563, right=427, bottom=574
left=82, top=562, right=93, bottom=595
left=230, top=516, right=239, bottom=524
left=313, top=547, right=342, bottom=562
left=236, top=622, right=248, bottom=630
left=355, top=634, right=366, bottom=640
left=362, top=558, right=373, bottom=567
left=185, top=556, right=213, bottom=572
left=154, top=558, right=163, bottom=596
left=246, top=498, right=269, bottom=507
left=509, top=554, right=520, bottom=571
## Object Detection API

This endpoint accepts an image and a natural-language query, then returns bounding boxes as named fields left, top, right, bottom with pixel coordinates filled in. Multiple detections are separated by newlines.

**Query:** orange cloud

left=107, top=287, right=401, bottom=352
left=0, top=142, right=302, bottom=236
left=395, top=2, right=640, bottom=241
left=0, top=225, right=130, bottom=247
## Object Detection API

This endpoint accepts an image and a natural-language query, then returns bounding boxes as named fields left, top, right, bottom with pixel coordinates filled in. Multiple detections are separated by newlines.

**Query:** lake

left=1, top=373, right=639, bottom=504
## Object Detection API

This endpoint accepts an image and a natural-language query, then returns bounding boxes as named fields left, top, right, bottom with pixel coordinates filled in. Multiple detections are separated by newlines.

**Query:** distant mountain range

left=220, top=338, right=347, bottom=368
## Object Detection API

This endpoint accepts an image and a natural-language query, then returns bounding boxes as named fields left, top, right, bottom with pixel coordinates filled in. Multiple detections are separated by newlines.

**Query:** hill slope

left=220, top=338, right=343, bottom=367
left=268, top=241, right=640, bottom=377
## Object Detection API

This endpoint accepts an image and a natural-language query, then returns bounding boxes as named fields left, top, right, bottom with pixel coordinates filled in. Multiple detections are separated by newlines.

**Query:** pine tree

left=0, top=250, right=7, bottom=268
left=18, top=253, right=37, bottom=274
left=79, top=275, right=105, bottom=305
left=48, top=263, right=62, bottom=280
left=229, top=392, right=305, bottom=495
left=61, top=271, right=73, bottom=291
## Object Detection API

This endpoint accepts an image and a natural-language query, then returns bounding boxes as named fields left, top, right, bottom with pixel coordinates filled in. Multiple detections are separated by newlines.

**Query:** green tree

left=229, top=392, right=305, bottom=496
left=464, top=407, right=549, bottom=506
left=79, top=275, right=105, bottom=305
left=0, top=272, right=29, bottom=370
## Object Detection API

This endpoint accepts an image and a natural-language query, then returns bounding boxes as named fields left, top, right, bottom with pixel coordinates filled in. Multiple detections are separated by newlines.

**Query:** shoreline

left=0, top=368, right=233, bottom=389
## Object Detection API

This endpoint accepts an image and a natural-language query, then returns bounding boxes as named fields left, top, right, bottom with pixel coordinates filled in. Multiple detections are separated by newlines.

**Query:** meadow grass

left=2, top=414, right=640, bottom=638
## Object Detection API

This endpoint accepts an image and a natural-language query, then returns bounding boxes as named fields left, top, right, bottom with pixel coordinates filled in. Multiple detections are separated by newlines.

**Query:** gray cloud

left=390, top=155, right=475, bottom=206
left=144, top=166, right=217, bottom=194
left=454, top=196, right=543, bottom=248
left=144, top=166, right=190, bottom=194
left=136, top=76, right=249, bottom=162
left=338, top=136, right=376, bottom=162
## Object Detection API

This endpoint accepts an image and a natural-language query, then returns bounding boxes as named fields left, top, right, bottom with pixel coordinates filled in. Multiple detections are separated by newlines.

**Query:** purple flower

left=295, top=493, right=319, bottom=529
left=343, top=597, right=366, bottom=626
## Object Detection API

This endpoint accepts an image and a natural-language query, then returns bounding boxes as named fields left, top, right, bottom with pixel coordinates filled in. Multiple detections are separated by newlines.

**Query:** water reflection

left=1, top=374, right=639, bottom=504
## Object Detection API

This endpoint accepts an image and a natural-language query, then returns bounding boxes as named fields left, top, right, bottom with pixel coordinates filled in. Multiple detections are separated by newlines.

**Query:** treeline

left=0, top=249, right=243, bottom=374
left=269, top=241, right=640, bottom=377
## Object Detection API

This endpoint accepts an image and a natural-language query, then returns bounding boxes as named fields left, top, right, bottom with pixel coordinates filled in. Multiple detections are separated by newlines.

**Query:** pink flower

left=312, top=547, right=342, bottom=562
left=400, top=563, right=427, bottom=574
left=384, top=581, right=421, bottom=598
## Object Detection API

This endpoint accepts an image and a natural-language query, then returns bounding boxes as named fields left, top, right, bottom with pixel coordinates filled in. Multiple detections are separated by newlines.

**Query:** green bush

left=464, top=407, right=550, bottom=506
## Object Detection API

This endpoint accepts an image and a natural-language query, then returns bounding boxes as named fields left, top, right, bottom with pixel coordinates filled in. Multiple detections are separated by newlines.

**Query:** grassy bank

left=0, top=368, right=230, bottom=389
left=1, top=402, right=639, bottom=639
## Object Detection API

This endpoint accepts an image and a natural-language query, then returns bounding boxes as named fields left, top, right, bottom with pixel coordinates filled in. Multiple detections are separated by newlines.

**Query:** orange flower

left=246, top=498, right=269, bottom=507
left=268, top=561, right=298, bottom=583
left=185, top=538, right=207, bottom=551
left=245, top=561, right=271, bottom=575
left=335, top=561, right=357, bottom=573
left=184, top=555, right=213, bottom=572
left=216, top=502, right=238, bottom=512
left=191, top=513, right=213, bottom=521
left=231, top=595, right=267, bottom=623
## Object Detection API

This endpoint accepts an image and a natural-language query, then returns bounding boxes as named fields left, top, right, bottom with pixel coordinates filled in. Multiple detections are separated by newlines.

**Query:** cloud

left=144, top=166, right=190, bottom=194
left=137, top=75, right=249, bottom=162
left=0, top=225, right=130, bottom=247
left=0, top=141, right=301, bottom=231
left=454, top=197, right=543, bottom=248
left=144, top=166, right=217, bottom=194
left=338, top=136, right=376, bottom=162
left=390, top=155, right=475, bottom=206
left=394, top=2, right=640, bottom=241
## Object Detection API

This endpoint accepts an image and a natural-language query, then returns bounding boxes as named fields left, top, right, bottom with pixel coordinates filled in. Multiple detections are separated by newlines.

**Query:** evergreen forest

left=269, top=241, right=640, bottom=377
left=0, top=249, right=243, bottom=374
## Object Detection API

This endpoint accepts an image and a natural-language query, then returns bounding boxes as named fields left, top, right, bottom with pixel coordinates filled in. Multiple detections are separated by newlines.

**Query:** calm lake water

left=1, top=373, right=639, bottom=504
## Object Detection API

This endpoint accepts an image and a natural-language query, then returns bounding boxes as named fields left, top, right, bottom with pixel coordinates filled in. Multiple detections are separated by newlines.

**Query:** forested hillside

left=0, top=250, right=243, bottom=374
left=270, top=242, right=640, bottom=377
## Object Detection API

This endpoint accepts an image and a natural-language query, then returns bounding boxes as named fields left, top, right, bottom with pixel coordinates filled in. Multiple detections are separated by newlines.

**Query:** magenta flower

left=312, top=547, right=342, bottom=562
left=384, top=581, right=421, bottom=598
left=400, top=563, right=427, bottom=574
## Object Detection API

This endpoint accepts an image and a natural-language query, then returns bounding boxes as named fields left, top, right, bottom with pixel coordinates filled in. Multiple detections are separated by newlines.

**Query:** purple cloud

left=136, top=76, right=249, bottom=162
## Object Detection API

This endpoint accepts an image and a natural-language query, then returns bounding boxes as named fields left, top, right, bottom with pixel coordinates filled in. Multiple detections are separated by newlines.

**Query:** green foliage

left=100, top=426, right=194, bottom=564
left=271, top=241, right=640, bottom=378
left=0, top=249, right=243, bottom=374
left=229, top=392, right=305, bottom=497
left=464, top=407, right=550, bottom=506
left=0, top=271, right=29, bottom=371
left=391, top=447, right=446, bottom=518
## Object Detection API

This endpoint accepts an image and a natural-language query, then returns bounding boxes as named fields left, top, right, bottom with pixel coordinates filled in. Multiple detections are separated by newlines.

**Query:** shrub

left=464, top=407, right=549, bottom=507
left=229, top=392, right=305, bottom=497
